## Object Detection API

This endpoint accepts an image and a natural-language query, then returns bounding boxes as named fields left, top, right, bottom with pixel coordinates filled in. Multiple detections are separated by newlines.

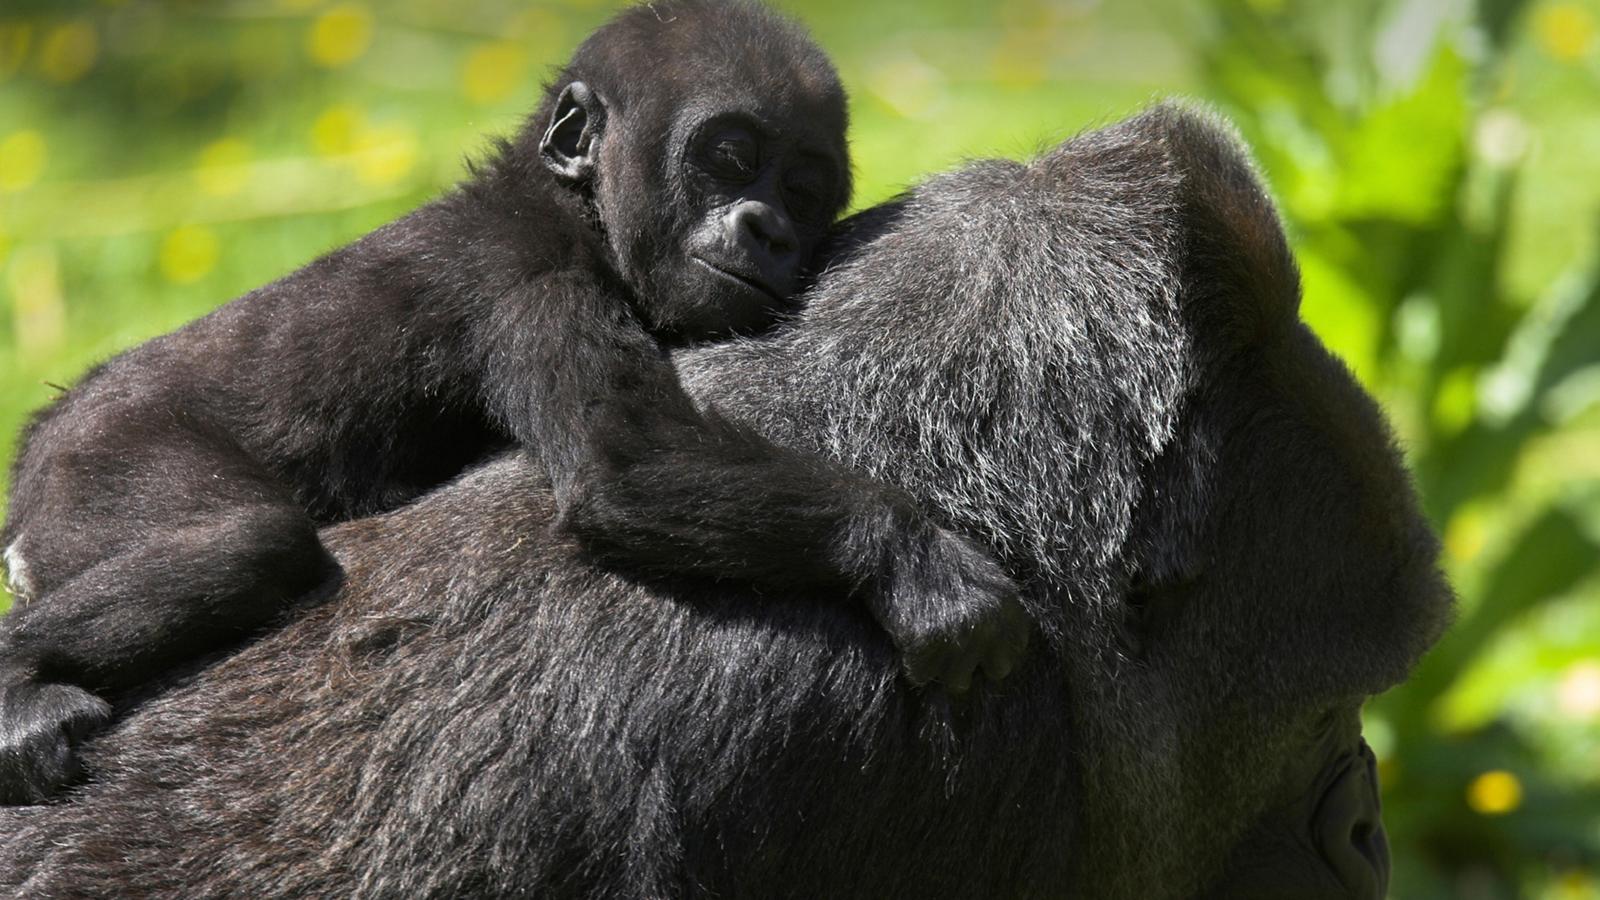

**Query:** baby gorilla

left=0, top=0, right=1028, bottom=805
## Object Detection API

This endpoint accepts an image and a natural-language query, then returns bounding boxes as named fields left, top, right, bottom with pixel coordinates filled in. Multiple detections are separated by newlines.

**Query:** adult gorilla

left=0, top=106, right=1450, bottom=899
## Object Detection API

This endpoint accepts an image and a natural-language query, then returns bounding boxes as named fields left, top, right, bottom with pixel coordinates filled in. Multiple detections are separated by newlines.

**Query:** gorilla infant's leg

left=0, top=417, right=335, bottom=804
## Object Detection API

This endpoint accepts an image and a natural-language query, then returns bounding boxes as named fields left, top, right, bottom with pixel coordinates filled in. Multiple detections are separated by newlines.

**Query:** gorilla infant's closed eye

left=0, top=106, right=1450, bottom=899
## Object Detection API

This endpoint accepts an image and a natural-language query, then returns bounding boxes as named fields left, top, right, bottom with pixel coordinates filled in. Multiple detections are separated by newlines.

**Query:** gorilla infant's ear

left=541, top=81, right=606, bottom=184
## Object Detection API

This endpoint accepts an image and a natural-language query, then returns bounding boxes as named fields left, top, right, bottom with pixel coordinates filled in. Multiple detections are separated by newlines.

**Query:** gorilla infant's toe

left=0, top=677, right=112, bottom=805
left=878, top=527, right=1031, bottom=694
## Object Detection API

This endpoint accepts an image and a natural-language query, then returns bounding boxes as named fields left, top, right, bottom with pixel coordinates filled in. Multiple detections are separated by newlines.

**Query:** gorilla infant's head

left=527, top=0, right=852, bottom=340
left=0, top=105, right=1450, bottom=900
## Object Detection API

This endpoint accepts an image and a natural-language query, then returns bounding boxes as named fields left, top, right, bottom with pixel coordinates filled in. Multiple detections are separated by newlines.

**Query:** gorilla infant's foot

left=0, top=675, right=111, bottom=804
left=874, top=528, right=1031, bottom=694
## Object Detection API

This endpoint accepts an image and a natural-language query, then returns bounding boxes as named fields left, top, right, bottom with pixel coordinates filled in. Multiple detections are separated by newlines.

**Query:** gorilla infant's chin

left=650, top=255, right=791, bottom=342
left=0, top=104, right=1449, bottom=900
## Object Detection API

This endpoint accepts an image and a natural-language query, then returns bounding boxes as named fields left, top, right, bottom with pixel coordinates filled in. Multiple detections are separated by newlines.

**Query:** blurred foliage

left=0, top=0, right=1597, bottom=896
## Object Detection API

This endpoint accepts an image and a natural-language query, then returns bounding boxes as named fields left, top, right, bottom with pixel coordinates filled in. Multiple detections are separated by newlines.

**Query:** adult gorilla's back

left=0, top=107, right=1450, bottom=899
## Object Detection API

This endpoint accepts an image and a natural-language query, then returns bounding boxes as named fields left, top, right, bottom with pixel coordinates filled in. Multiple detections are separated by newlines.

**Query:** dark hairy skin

left=0, top=106, right=1451, bottom=899
left=0, top=0, right=1028, bottom=805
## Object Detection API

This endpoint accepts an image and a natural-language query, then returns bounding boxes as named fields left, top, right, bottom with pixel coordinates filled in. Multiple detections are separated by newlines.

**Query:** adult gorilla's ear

left=541, top=81, right=606, bottom=184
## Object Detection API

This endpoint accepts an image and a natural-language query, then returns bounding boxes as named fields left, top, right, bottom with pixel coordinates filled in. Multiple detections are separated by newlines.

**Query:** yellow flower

left=506, top=8, right=563, bottom=43
left=39, top=21, right=97, bottom=84
left=1554, top=869, right=1598, bottom=900
left=1442, top=501, right=1490, bottom=564
left=1537, top=3, right=1597, bottom=61
left=1466, top=770, right=1523, bottom=816
left=0, top=24, right=33, bottom=80
left=0, top=130, right=46, bottom=192
left=160, top=226, right=221, bottom=284
left=7, top=244, right=67, bottom=357
left=308, top=5, right=373, bottom=69
left=196, top=138, right=252, bottom=197
left=462, top=42, right=528, bottom=105
left=312, top=104, right=364, bottom=156
left=1431, top=366, right=1478, bottom=436
left=352, top=123, right=418, bottom=187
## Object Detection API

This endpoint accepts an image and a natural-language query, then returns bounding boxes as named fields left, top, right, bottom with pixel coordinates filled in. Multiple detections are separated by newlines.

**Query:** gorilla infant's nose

left=1315, top=740, right=1390, bottom=900
left=726, top=200, right=798, bottom=259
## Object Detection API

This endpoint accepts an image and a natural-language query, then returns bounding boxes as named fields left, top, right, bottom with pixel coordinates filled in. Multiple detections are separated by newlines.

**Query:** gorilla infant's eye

left=700, top=128, right=760, bottom=181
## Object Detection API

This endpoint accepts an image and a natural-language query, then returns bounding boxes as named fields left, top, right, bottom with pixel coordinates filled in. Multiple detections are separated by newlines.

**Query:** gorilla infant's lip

left=692, top=257, right=783, bottom=303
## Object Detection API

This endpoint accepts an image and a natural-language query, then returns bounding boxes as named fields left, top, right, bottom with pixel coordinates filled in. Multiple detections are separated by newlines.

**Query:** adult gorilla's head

left=0, top=106, right=1450, bottom=900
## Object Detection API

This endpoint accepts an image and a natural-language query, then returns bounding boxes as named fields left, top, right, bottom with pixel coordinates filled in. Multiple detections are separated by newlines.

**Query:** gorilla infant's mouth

left=692, top=257, right=782, bottom=303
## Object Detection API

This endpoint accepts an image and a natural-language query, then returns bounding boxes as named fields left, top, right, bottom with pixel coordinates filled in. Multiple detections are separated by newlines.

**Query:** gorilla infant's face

left=603, top=60, right=850, bottom=341
left=535, top=1, right=851, bottom=343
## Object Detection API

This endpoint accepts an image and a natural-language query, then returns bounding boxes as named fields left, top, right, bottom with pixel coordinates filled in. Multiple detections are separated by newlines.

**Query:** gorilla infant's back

left=0, top=105, right=1450, bottom=900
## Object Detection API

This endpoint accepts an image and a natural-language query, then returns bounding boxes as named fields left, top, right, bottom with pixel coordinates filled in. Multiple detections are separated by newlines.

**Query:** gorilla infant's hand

left=0, top=674, right=111, bottom=805
left=873, top=528, right=1031, bottom=694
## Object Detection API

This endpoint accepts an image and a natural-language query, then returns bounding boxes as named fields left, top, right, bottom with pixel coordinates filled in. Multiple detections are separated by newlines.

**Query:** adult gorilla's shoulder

left=0, top=104, right=1451, bottom=900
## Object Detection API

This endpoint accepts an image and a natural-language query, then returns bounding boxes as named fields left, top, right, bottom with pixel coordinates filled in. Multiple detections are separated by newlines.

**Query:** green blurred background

left=0, top=0, right=1597, bottom=895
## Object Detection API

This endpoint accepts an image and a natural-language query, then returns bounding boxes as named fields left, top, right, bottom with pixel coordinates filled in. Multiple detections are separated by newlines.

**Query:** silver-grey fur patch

left=3, top=538, right=32, bottom=603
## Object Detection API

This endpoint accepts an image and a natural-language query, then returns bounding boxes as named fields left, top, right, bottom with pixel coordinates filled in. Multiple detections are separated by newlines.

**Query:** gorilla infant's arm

left=0, top=0, right=1025, bottom=805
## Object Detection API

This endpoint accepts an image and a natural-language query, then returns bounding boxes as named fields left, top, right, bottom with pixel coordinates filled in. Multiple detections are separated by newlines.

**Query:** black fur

left=0, top=106, right=1451, bottom=899
left=0, top=0, right=1029, bottom=805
